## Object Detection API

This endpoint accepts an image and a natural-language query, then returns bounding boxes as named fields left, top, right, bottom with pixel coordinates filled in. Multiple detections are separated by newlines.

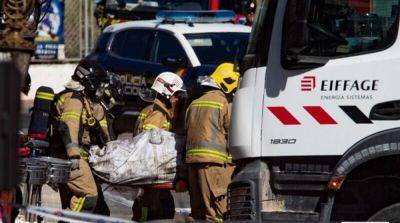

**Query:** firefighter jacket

left=185, top=89, right=232, bottom=164
left=133, top=98, right=173, bottom=136
left=51, top=90, right=110, bottom=158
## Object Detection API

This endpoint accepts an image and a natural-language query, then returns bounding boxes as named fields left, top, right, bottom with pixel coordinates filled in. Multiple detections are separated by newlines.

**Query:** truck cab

left=228, top=0, right=400, bottom=222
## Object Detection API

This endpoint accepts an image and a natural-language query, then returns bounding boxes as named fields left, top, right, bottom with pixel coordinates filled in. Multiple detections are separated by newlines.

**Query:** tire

left=369, top=203, right=400, bottom=222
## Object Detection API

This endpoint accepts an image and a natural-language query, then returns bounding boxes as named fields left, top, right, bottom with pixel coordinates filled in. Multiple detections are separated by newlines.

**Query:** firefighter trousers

left=131, top=188, right=175, bottom=221
left=59, top=158, right=98, bottom=212
left=188, top=163, right=235, bottom=222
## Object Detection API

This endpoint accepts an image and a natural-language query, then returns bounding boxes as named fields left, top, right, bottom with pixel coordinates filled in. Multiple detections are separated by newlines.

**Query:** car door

left=149, top=30, right=191, bottom=81
left=107, top=28, right=157, bottom=105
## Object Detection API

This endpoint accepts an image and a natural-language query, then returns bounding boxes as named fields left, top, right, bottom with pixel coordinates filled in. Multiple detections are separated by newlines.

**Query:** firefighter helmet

left=210, top=63, right=240, bottom=94
left=151, top=72, right=185, bottom=99
left=73, top=61, right=108, bottom=93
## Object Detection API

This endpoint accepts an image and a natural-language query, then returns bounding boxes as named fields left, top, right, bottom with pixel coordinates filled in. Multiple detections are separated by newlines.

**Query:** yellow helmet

left=210, top=63, right=240, bottom=94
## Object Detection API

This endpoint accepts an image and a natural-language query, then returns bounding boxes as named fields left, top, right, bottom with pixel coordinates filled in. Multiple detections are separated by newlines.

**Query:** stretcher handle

left=146, top=182, right=174, bottom=190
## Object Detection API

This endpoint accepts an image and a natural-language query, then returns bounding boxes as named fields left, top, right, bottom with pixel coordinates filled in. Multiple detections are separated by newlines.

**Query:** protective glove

left=70, top=157, right=80, bottom=170
left=174, top=179, right=188, bottom=193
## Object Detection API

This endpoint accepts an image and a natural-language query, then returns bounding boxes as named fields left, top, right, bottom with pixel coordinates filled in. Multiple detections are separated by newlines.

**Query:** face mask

left=101, top=86, right=124, bottom=110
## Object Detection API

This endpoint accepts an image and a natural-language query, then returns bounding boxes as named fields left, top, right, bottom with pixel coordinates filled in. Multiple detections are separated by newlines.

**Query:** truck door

left=262, top=0, right=400, bottom=156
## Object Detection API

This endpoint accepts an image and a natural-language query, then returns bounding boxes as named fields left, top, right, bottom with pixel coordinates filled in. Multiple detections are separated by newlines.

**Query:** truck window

left=245, top=0, right=278, bottom=68
left=110, top=29, right=155, bottom=61
left=283, top=0, right=399, bottom=61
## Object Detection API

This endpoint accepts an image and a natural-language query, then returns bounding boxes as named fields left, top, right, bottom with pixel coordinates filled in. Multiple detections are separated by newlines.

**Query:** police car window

left=283, top=0, right=399, bottom=59
left=111, top=29, right=154, bottom=61
left=110, top=31, right=126, bottom=54
left=185, top=33, right=250, bottom=66
left=95, top=32, right=112, bottom=52
left=154, top=32, right=187, bottom=63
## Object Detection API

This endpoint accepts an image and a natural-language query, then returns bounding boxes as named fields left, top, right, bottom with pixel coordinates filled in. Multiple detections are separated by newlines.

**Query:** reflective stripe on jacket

left=185, top=89, right=232, bottom=164
left=133, top=99, right=172, bottom=136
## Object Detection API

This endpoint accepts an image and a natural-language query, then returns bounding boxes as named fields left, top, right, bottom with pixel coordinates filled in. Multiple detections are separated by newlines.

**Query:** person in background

left=245, top=1, right=256, bottom=26
left=234, top=0, right=256, bottom=26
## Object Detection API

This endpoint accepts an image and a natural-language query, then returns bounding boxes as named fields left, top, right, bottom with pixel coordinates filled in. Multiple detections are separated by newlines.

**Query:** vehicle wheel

left=368, top=203, right=400, bottom=222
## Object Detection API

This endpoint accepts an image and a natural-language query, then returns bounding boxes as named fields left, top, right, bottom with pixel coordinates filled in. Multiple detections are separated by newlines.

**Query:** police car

left=83, top=10, right=250, bottom=132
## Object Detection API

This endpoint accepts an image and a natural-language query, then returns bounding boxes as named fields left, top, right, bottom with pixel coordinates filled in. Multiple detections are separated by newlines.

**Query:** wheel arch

left=325, top=128, right=400, bottom=222
left=333, top=128, right=400, bottom=177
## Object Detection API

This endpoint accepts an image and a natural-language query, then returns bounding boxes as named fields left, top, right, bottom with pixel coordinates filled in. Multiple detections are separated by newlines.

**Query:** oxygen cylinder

left=28, top=86, right=55, bottom=140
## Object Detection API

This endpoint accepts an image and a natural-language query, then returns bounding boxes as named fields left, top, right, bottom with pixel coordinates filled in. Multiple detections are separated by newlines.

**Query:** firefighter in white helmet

left=132, top=71, right=185, bottom=221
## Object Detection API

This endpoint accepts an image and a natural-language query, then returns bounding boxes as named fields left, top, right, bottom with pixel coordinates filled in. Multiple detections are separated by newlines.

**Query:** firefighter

left=132, top=71, right=185, bottom=221
left=50, top=61, right=121, bottom=214
left=185, top=63, right=239, bottom=222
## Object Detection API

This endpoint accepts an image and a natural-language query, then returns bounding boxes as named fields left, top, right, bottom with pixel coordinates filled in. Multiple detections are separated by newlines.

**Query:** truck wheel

left=368, top=203, right=400, bottom=222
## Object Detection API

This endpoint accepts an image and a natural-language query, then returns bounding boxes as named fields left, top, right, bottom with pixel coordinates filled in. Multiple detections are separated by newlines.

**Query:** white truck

left=228, top=0, right=400, bottom=222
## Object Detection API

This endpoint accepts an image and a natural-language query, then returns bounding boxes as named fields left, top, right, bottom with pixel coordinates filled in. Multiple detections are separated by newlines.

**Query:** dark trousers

left=132, top=188, right=175, bottom=221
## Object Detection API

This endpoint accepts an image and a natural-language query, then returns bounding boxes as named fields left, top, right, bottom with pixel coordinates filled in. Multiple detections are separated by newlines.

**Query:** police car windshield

left=158, top=0, right=209, bottom=10
left=185, top=32, right=250, bottom=66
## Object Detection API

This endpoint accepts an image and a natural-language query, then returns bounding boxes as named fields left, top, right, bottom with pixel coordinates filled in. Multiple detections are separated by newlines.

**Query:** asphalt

left=17, top=185, right=190, bottom=222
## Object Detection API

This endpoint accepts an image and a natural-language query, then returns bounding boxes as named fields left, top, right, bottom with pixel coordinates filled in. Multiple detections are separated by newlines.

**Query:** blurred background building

left=34, top=0, right=100, bottom=61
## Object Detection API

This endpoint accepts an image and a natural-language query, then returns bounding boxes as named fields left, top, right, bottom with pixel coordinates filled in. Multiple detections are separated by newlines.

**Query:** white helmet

left=151, top=72, right=185, bottom=99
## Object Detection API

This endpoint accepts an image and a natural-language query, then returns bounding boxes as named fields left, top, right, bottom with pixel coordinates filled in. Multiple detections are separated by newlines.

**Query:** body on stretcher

left=89, top=129, right=187, bottom=190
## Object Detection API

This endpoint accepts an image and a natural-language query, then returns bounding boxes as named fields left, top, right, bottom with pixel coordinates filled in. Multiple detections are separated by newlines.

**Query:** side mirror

left=161, top=56, right=188, bottom=68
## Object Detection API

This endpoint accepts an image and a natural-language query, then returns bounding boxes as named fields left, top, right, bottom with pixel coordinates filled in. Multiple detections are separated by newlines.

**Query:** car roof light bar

left=156, top=10, right=235, bottom=24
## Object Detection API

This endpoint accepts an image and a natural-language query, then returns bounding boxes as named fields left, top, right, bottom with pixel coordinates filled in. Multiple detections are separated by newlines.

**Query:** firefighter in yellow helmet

left=132, top=71, right=185, bottom=221
left=51, top=61, right=122, bottom=214
left=185, top=63, right=239, bottom=222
